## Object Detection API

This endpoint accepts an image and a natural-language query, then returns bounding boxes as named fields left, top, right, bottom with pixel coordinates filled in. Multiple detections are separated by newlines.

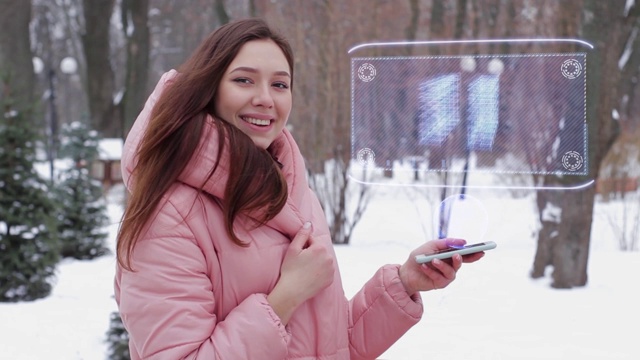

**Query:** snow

left=98, top=138, right=123, bottom=161
left=618, top=27, right=638, bottom=70
left=1, top=177, right=639, bottom=359
left=625, top=0, right=636, bottom=17
left=541, top=201, right=562, bottom=223
left=126, top=10, right=135, bottom=37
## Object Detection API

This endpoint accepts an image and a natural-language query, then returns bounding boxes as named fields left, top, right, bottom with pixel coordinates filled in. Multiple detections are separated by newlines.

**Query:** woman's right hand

left=267, top=222, right=335, bottom=325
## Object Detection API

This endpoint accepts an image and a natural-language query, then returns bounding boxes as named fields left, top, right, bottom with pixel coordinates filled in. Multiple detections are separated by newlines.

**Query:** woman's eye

left=233, top=78, right=252, bottom=84
left=273, top=82, right=289, bottom=90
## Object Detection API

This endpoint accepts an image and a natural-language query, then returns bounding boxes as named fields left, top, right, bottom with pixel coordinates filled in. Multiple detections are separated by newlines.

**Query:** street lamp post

left=47, top=66, right=58, bottom=181
left=32, top=56, right=78, bottom=182
left=32, top=56, right=57, bottom=181
left=459, top=57, right=504, bottom=195
left=438, top=57, right=478, bottom=238
left=459, top=56, right=477, bottom=197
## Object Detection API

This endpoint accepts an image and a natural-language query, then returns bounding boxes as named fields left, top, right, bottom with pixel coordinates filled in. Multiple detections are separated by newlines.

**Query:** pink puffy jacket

left=114, top=70, right=423, bottom=360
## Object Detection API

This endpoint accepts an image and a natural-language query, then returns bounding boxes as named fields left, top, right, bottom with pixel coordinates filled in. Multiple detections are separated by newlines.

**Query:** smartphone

left=414, top=241, right=497, bottom=264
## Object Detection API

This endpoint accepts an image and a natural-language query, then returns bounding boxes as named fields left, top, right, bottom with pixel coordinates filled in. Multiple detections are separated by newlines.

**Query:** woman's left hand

left=399, top=238, right=485, bottom=296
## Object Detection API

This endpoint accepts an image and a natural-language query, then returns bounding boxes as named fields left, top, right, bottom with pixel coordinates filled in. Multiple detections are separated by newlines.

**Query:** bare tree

left=81, top=0, right=119, bottom=137
left=308, top=148, right=372, bottom=245
left=304, top=0, right=371, bottom=244
left=531, top=0, right=640, bottom=288
left=214, top=0, right=230, bottom=24
left=595, top=1, right=640, bottom=252
left=121, top=0, right=150, bottom=138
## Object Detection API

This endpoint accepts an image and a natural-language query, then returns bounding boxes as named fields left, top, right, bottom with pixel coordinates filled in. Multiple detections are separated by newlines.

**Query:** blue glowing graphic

left=467, top=75, right=500, bottom=151
left=418, top=74, right=460, bottom=146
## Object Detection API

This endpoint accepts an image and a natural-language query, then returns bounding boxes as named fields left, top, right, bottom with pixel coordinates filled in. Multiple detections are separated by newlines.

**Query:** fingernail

left=303, top=221, right=311, bottom=229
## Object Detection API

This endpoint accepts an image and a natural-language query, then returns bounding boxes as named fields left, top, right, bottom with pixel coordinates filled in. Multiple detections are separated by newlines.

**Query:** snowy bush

left=106, top=311, right=130, bottom=360
left=0, top=101, right=61, bottom=302
left=54, top=121, right=110, bottom=260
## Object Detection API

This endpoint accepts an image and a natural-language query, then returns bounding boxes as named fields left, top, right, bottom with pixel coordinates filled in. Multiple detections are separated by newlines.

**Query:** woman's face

left=215, top=39, right=292, bottom=149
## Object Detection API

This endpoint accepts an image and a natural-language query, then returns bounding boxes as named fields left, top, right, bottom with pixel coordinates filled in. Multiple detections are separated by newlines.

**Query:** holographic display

left=349, top=39, right=593, bottom=190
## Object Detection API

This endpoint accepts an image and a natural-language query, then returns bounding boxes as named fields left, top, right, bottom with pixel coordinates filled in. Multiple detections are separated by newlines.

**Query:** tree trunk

left=0, top=0, right=35, bottom=120
left=429, top=0, right=446, bottom=44
left=551, top=187, right=596, bottom=287
left=121, top=0, right=150, bottom=139
left=81, top=0, right=118, bottom=137
left=248, top=0, right=257, bottom=17
left=405, top=0, right=420, bottom=43
left=214, top=0, right=230, bottom=25
left=530, top=189, right=557, bottom=278
left=531, top=0, right=638, bottom=288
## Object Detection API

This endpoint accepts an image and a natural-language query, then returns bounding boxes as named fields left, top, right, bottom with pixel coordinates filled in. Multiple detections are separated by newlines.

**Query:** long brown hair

left=117, top=18, right=294, bottom=270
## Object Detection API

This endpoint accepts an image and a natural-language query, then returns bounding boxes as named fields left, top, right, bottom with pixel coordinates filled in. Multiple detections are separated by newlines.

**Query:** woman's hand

left=267, top=222, right=335, bottom=325
left=399, top=238, right=485, bottom=296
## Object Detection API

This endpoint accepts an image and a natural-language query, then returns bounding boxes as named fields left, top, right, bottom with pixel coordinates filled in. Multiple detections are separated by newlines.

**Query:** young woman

left=114, top=17, right=484, bottom=360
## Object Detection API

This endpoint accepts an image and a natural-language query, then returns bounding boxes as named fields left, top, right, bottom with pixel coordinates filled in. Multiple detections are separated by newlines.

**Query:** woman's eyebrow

left=229, top=66, right=291, bottom=78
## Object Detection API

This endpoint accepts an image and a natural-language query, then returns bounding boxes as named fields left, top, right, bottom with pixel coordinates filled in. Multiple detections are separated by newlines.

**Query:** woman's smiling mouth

left=241, top=116, right=272, bottom=126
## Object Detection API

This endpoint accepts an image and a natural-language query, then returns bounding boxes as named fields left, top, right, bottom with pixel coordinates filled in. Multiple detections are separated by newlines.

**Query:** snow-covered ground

left=1, top=174, right=638, bottom=359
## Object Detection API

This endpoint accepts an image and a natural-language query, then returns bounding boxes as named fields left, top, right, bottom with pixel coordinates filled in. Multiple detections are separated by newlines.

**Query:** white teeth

left=242, top=116, right=270, bottom=126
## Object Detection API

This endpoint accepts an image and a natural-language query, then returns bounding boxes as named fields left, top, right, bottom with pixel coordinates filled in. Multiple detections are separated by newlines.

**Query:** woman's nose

left=252, top=84, right=274, bottom=108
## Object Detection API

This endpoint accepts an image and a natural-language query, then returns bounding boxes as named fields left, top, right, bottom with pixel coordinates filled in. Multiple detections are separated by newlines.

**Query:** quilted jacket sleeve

left=347, top=264, right=424, bottom=360
left=114, top=200, right=291, bottom=360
